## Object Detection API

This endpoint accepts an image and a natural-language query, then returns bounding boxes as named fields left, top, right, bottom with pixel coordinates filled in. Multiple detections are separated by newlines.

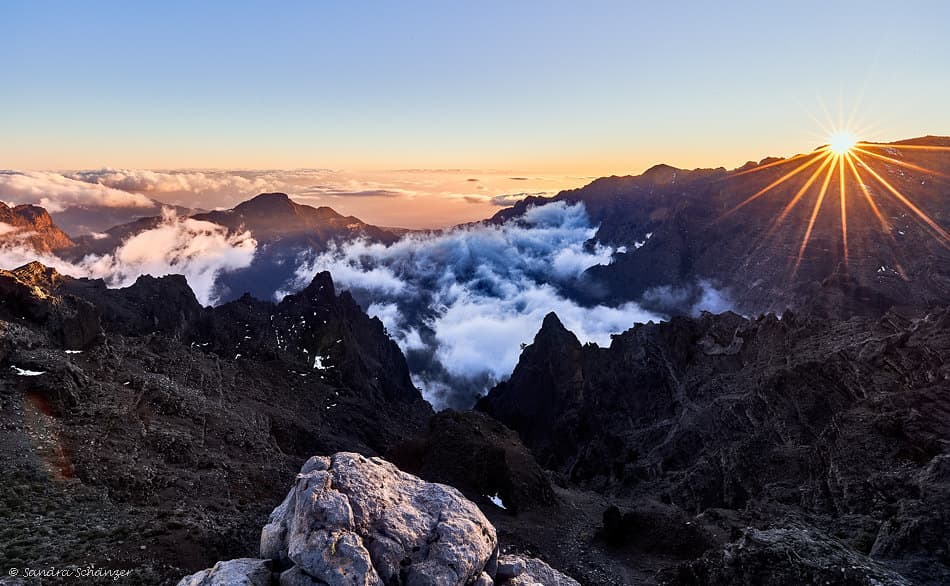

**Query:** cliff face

left=478, top=307, right=950, bottom=583
left=0, top=262, right=431, bottom=582
left=0, top=201, right=74, bottom=252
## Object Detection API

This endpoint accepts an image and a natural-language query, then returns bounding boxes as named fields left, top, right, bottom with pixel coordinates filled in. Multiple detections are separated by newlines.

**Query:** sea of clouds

left=0, top=209, right=256, bottom=305
left=278, top=201, right=668, bottom=409
left=0, top=167, right=731, bottom=407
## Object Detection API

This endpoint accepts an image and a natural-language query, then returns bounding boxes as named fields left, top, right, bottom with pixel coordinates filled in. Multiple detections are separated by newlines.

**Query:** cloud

left=0, top=171, right=154, bottom=211
left=279, top=201, right=660, bottom=409
left=0, top=210, right=256, bottom=305
left=298, top=185, right=410, bottom=198
left=641, top=280, right=734, bottom=316
left=489, top=192, right=549, bottom=206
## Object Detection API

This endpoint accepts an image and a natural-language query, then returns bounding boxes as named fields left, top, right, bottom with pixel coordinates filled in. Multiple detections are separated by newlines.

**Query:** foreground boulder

left=180, top=453, right=579, bottom=585
left=178, top=558, right=273, bottom=586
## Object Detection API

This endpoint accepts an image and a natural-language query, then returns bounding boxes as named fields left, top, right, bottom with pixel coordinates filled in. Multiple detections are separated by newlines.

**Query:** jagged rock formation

left=0, top=263, right=431, bottom=583
left=478, top=308, right=950, bottom=583
left=179, top=453, right=578, bottom=586
left=0, top=201, right=74, bottom=252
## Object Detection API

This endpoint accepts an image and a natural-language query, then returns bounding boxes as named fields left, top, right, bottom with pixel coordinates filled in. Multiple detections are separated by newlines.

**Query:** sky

left=2, top=1, right=950, bottom=226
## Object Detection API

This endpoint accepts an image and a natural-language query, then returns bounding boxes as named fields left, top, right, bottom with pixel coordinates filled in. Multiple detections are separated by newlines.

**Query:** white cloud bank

left=0, top=210, right=256, bottom=305
left=0, top=171, right=154, bottom=212
left=280, top=201, right=663, bottom=409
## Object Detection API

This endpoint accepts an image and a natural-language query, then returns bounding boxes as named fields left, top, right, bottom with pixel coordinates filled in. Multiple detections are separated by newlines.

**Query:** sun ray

left=852, top=146, right=950, bottom=178
left=793, top=154, right=838, bottom=273
left=860, top=143, right=950, bottom=152
left=852, top=156, right=950, bottom=246
left=721, top=151, right=826, bottom=218
left=846, top=157, right=907, bottom=277
left=838, top=154, right=848, bottom=266
left=771, top=152, right=836, bottom=231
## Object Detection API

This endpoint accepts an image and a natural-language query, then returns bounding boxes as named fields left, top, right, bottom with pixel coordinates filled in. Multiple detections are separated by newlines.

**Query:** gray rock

left=263, top=452, right=497, bottom=586
left=278, top=566, right=322, bottom=585
left=176, top=558, right=272, bottom=586
left=495, top=555, right=581, bottom=586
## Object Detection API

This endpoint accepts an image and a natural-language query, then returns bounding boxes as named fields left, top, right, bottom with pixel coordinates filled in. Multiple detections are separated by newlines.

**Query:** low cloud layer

left=0, top=210, right=256, bottom=305
left=0, top=170, right=154, bottom=212
left=2, top=167, right=590, bottom=230
left=279, top=202, right=663, bottom=409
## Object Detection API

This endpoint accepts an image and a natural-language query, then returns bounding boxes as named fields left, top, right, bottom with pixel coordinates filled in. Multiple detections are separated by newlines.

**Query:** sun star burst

left=722, top=129, right=949, bottom=278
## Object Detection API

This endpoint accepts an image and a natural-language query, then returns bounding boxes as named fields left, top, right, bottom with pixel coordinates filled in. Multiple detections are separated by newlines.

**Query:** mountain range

left=1, top=136, right=949, bottom=584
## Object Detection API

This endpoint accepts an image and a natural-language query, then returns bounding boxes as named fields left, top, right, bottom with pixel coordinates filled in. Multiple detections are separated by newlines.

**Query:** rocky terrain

left=2, top=137, right=949, bottom=585
left=0, top=263, right=430, bottom=583
left=478, top=308, right=950, bottom=584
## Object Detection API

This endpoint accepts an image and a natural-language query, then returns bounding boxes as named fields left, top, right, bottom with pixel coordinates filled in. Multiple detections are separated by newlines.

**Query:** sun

left=829, top=132, right=857, bottom=155
left=721, top=121, right=950, bottom=277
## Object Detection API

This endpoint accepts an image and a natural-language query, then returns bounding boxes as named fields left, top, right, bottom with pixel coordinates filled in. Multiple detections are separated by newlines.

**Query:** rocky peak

left=231, top=192, right=297, bottom=216
left=0, top=201, right=74, bottom=252
left=11, top=261, right=64, bottom=292
left=640, top=163, right=681, bottom=184
left=534, top=312, right=581, bottom=350
left=299, top=270, right=336, bottom=301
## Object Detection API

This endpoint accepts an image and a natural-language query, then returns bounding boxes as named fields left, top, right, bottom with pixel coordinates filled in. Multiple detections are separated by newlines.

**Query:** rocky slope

left=493, top=136, right=950, bottom=319
left=179, top=452, right=579, bottom=586
left=0, top=262, right=431, bottom=583
left=0, top=201, right=74, bottom=252
left=478, top=308, right=950, bottom=584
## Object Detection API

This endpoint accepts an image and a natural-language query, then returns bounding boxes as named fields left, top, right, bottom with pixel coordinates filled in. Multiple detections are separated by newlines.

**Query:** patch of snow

left=11, top=366, right=45, bottom=376
left=486, top=493, right=507, bottom=510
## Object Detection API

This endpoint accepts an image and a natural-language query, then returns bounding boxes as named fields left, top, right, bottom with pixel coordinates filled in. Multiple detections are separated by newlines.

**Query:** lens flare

left=720, top=130, right=949, bottom=278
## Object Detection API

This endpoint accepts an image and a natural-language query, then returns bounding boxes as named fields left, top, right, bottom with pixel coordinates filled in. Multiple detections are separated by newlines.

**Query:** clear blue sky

left=3, top=0, right=949, bottom=172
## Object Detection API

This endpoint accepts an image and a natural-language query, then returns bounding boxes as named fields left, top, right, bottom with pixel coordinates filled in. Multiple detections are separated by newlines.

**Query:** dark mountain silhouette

left=68, top=192, right=400, bottom=302
left=0, top=201, right=74, bottom=252
left=494, top=136, right=950, bottom=319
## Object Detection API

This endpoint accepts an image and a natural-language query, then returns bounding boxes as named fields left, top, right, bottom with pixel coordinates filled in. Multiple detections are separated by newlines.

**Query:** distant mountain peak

left=232, top=192, right=298, bottom=215
left=0, top=201, right=74, bottom=252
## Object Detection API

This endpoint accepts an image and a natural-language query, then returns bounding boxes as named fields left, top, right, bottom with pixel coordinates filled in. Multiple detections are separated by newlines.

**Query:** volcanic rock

left=478, top=306, right=950, bottom=583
